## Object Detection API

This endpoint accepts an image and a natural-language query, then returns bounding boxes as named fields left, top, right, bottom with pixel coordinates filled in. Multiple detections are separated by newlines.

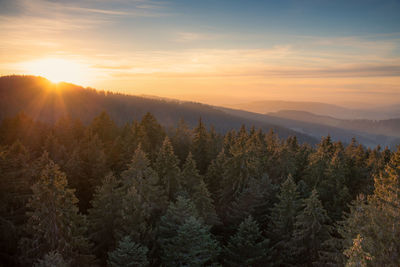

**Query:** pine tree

left=225, top=175, right=275, bottom=230
left=181, top=153, right=219, bottom=225
left=262, top=129, right=281, bottom=181
left=116, top=146, right=168, bottom=249
left=34, top=251, right=68, bottom=267
left=345, top=139, right=370, bottom=196
left=65, top=131, right=109, bottom=211
left=170, top=119, right=192, bottom=164
left=205, top=150, right=226, bottom=199
left=191, top=118, right=210, bottom=174
left=224, top=216, right=271, bottom=267
left=268, top=175, right=302, bottom=266
left=42, top=133, right=68, bottom=168
left=338, top=147, right=400, bottom=266
left=114, top=186, right=151, bottom=245
left=138, top=112, right=165, bottom=159
left=181, top=152, right=203, bottom=193
left=344, top=234, right=372, bottom=267
left=161, top=216, right=220, bottom=267
left=335, top=195, right=370, bottom=266
left=304, top=136, right=334, bottom=188
left=87, top=173, right=121, bottom=262
left=121, top=146, right=168, bottom=220
left=208, top=125, right=223, bottom=163
left=276, top=135, right=301, bottom=180
left=219, top=132, right=262, bottom=215
left=107, top=236, right=149, bottom=267
left=89, top=111, right=118, bottom=145
left=291, top=189, right=332, bottom=266
left=19, top=160, right=94, bottom=265
left=53, top=116, right=84, bottom=150
left=365, top=147, right=400, bottom=265
left=0, top=141, right=32, bottom=228
left=320, top=147, right=351, bottom=221
left=153, top=137, right=181, bottom=200
left=158, top=196, right=199, bottom=244
left=192, top=179, right=220, bottom=226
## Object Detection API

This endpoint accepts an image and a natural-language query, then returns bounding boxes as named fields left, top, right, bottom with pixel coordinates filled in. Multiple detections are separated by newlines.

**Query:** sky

left=0, top=0, right=400, bottom=107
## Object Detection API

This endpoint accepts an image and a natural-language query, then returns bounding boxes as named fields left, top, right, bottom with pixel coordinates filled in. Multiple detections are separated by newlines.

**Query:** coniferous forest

left=0, top=111, right=399, bottom=266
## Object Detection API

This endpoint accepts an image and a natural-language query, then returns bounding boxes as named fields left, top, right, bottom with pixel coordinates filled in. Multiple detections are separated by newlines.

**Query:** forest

left=0, top=111, right=399, bottom=266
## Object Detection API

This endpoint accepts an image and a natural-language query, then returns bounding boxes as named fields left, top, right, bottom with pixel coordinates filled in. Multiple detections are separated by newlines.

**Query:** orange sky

left=1, top=0, right=400, bottom=107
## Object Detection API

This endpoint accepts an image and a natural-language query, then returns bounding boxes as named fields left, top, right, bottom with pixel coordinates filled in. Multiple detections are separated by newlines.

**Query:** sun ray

left=20, top=58, right=89, bottom=84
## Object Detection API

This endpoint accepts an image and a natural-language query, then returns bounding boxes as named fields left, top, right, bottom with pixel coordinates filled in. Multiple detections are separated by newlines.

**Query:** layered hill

left=229, top=100, right=400, bottom=120
left=269, top=110, right=400, bottom=138
left=218, top=107, right=400, bottom=148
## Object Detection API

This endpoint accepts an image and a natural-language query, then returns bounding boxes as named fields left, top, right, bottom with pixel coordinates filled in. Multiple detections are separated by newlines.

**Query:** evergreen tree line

left=0, top=111, right=398, bottom=266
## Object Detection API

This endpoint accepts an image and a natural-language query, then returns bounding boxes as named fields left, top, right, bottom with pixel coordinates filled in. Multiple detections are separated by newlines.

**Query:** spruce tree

left=138, top=112, right=165, bottom=159
left=305, top=136, right=334, bottom=188
left=19, top=160, right=94, bottom=265
left=291, top=189, right=332, bottom=266
left=205, top=150, right=226, bottom=199
left=116, top=146, right=167, bottom=248
left=65, top=131, right=108, bottom=211
left=181, top=153, right=219, bottom=225
left=42, top=133, right=68, bottom=168
left=219, top=132, right=262, bottom=216
left=226, top=175, right=275, bottom=230
left=170, top=119, right=192, bottom=164
left=161, top=216, right=220, bottom=267
left=34, top=251, right=68, bottom=267
left=268, top=175, right=302, bottom=266
left=191, top=117, right=210, bottom=174
left=153, top=137, right=181, bottom=200
left=339, top=147, right=400, bottom=266
left=158, top=196, right=199, bottom=245
left=107, top=236, right=149, bottom=267
left=121, top=146, right=168, bottom=220
left=87, top=173, right=121, bottom=261
left=114, top=186, right=151, bottom=245
left=320, top=148, right=351, bottom=221
left=343, top=234, right=372, bottom=267
left=224, top=216, right=271, bottom=267
left=89, top=111, right=118, bottom=145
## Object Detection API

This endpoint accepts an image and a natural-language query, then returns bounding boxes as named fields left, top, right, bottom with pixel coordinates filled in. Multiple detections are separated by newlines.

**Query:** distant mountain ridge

left=229, top=100, right=400, bottom=120
left=269, top=110, right=400, bottom=137
left=218, top=107, right=400, bottom=149
left=0, top=75, right=317, bottom=144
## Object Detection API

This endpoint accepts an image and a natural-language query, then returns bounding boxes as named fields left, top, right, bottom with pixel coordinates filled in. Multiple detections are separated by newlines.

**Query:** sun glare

left=21, top=58, right=89, bottom=84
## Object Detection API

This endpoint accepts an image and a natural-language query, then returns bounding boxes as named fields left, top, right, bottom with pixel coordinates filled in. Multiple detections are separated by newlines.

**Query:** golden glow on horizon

left=20, top=58, right=89, bottom=84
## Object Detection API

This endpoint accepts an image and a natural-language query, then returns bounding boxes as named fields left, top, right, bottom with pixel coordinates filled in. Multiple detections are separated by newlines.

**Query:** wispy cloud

left=175, top=32, right=219, bottom=42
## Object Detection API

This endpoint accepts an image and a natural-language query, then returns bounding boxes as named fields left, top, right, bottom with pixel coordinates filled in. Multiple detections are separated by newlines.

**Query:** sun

left=21, top=58, right=89, bottom=84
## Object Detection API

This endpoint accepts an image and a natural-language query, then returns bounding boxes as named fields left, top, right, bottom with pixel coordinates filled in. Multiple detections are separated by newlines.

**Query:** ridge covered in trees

left=0, top=109, right=398, bottom=266
left=0, top=75, right=317, bottom=145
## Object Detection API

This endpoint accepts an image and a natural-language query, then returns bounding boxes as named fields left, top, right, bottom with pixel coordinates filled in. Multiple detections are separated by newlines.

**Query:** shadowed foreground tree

left=107, top=236, right=149, bottom=267
left=338, top=147, right=400, bottom=266
left=158, top=196, right=220, bottom=266
left=19, top=160, right=95, bottom=266
left=343, top=234, right=372, bottom=267
left=268, top=175, right=302, bottom=266
left=224, top=216, right=271, bottom=266
left=291, top=189, right=332, bottom=266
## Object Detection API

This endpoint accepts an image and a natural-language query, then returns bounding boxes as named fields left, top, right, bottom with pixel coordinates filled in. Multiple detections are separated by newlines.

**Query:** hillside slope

left=0, top=75, right=317, bottom=143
